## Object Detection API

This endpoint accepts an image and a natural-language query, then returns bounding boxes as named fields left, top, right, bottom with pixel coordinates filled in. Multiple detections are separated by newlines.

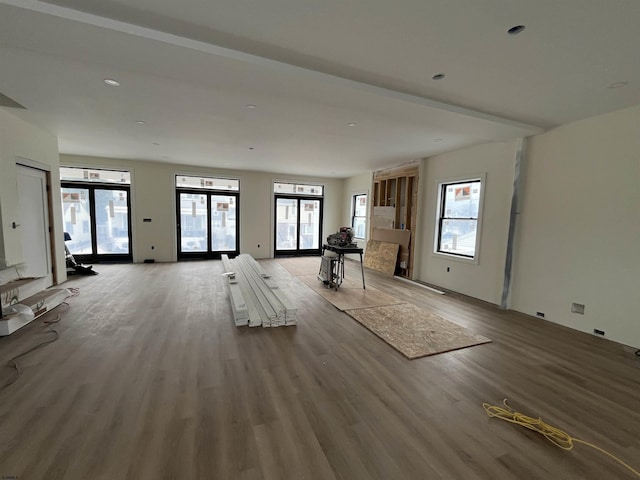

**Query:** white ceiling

left=1, top=0, right=638, bottom=178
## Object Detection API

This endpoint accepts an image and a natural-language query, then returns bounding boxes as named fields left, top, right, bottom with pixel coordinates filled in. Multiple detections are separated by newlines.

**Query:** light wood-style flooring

left=1, top=258, right=639, bottom=479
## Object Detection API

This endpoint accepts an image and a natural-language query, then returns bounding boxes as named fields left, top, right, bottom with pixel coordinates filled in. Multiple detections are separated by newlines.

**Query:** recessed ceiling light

left=347, top=122, right=357, bottom=127
left=104, top=78, right=120, bottom=86
left=432, top=73, right=445, bottom=80
left=608, top=81, right=628, bottom=89
left=246, top=104, right=257, bottom=109
left=507, top=25, right=526, bottom=35
left=136, top=120, right=145, bottom=125
left=248, top=147, right=255, bottom=150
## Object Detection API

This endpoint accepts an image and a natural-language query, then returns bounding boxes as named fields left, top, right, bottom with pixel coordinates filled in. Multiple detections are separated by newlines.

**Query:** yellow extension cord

left=483, top=399, right=640, bottom=479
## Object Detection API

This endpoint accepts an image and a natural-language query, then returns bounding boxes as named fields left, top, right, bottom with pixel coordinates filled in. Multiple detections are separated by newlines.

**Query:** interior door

left=17, top=165, right=52, bottom=285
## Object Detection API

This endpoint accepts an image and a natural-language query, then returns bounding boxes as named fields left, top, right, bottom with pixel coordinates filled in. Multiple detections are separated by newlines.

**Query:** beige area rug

left=344, top=303, right=491, bottom=359
left=297, top=275, right=401, bottom=311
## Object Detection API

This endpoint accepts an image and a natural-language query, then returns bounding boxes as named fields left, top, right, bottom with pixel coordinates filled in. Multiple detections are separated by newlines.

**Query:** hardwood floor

left=0, top=258, right=638, bottom=479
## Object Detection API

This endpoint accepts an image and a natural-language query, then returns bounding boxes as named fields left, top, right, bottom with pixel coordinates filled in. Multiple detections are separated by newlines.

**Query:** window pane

left=95, top=189, right=130, bottom=254
left=61, top=167, right=130, bottom=184
left=440, top=219, right=477, bottom=257
left=353, top=217, right=366, bottom=239
left=179, top=193, right=208, bottom=252
left=299, top=200, right=320, bottom=249
left=443, top=181, right=481, bottom=218
left=353, top=194, right=367, bottom=238
left=274, top=182, right=323, bottom=196
left=176, top=175, right=239, bottom=191
left=211, top=195, right=236, bottom=251
left=62, top=188, right=92, bottom=254
left=354, top=194, right=367, bottom=217
left=276, top=198, right=298, bottom=250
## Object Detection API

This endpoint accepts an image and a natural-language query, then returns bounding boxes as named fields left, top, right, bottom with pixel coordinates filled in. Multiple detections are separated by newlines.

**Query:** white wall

left=0, top=110, right=66, bottom=283
left=416, top=141, right=519, bottom=304
left=511, top=105, right=640, bottom=348
left=60, top=155, right=343, bottom=262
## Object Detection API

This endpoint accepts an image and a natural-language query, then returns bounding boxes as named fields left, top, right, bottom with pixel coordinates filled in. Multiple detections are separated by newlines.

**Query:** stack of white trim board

left=222, top=254, right=297, bottom=327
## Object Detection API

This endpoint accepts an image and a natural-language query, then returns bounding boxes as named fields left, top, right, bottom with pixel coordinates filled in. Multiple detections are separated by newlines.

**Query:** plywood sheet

left=297, top=275, right=401, bottom=311
left=276, top=256, right=321, bottom=276
left=363, top=240, right=399, bottom=276
left=344, top=303, right=491, bottom=359
left=372, top=228, right=411, bottom=249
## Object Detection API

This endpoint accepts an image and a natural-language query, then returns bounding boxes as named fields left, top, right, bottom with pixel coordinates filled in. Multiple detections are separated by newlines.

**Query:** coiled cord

left=483, top=399, right=640, bottom=478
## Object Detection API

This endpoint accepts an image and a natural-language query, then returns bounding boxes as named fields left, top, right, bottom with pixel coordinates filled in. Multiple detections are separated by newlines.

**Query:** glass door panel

left=95, top=189, right=130, bottom=254
left=179, top=193, right=208, bottom=252
left=211, top=195, right=236, bottom=251
left=62, top=187, right=92, bottom=254
left=299, top=199, right=320, bottom=249
left=275, top=198, right=298, bottom=251
left=275, top=196, right=322, bottom=256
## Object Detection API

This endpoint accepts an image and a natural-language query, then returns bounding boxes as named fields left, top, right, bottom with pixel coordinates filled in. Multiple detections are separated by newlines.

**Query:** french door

left=176, top=190, right=239, bottom=259
left=274, top=196, right=322, bottom=256
left=61, top=184, right=132, bottom=263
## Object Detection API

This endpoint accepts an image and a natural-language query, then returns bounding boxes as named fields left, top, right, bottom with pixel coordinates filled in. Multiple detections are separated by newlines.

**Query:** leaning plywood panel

left=372, top=228, right=411, bottom=275
left=363, top=240, right=399, bottom=276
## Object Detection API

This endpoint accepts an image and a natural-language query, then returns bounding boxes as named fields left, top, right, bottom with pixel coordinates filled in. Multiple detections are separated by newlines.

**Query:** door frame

left=61, top=182, right=133, bottom=263
left=175, top=188, right=240, bottom=260
left=273, top=195, right=323, bottom=257
left=16, top=164, right=54, bottom=286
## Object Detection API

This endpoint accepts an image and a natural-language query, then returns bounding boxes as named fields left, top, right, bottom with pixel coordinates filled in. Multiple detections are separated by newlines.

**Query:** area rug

left=297, top=275, right=401, bottom=311
left=344, top=303, right=491, bottom=359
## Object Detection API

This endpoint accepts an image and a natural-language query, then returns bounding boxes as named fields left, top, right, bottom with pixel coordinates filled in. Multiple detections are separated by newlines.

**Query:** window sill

left=432, top=250, right=479, bottom=265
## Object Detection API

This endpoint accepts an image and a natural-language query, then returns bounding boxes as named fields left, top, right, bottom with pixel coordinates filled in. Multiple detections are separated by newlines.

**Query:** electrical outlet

left=536, top=311, right=545, bottom=318
left=571, top=303, right=585, bottom=314
left=593, top=328, right=605, bottom=336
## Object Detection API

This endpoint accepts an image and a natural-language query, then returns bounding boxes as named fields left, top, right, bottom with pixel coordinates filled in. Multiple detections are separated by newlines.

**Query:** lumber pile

left=222, top=254, right=297, bottom=327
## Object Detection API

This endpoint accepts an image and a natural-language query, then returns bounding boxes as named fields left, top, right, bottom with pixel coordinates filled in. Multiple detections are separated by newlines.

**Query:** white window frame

left=433, top=174, right=486, bottom=263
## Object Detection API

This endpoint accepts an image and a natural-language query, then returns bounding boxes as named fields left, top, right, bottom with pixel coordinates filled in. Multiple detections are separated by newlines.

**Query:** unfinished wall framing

left=371, top=163, right=419, bottom=278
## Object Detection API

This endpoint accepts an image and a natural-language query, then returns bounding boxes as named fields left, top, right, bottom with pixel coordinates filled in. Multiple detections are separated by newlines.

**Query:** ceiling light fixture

left=136, top=120, right=145, bottom=125
left=104, top=78, right=120, bottom=86
left=507, top=25, right=526, bottom=35
left=246, top=104, right=257, bottom=109
left=248, top=147, right=255, bottom=150
left=432, top=73, right=445, bottom=80
left=608, top=81, right=628, bottom=89
left=347, top=122, right=357, bottom=127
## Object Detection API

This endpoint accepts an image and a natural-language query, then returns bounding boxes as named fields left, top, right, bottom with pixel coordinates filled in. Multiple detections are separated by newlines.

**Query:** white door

left=17, top=165, right=52, bottom=286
